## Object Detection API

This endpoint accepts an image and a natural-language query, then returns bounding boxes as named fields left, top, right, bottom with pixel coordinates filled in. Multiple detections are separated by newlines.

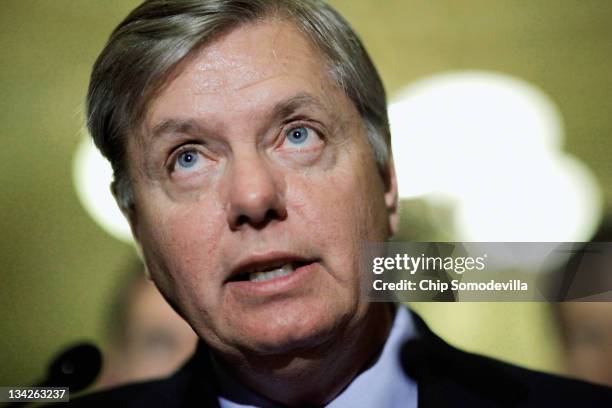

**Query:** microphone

left=6, top=343, right=102, bottom=407
left=40, top=342, right=102, bottom=390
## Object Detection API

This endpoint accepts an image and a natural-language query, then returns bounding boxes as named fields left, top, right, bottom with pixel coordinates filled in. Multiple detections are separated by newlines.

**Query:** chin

left=227, top=298, right=352, bottom=356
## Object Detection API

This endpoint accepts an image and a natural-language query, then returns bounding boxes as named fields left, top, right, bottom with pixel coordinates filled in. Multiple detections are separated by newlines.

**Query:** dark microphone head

left=42, top=342, right=102, bottom=392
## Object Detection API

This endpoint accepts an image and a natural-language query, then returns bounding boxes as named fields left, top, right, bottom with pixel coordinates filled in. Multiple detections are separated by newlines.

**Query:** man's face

left=125, top=19, right=397, bottom=357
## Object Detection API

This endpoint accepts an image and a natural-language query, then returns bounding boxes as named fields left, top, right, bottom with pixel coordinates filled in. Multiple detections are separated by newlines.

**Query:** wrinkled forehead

left=181, top=21, right=328, bottom=91
left=140, top=18, right=344, bottom=136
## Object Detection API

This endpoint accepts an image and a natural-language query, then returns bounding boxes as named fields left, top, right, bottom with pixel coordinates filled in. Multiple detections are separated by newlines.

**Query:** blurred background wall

left=1, top=0, right=612, bottom=387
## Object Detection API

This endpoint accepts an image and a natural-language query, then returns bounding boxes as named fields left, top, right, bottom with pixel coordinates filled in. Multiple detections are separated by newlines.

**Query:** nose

left=226, top=151, right=287, bottom=230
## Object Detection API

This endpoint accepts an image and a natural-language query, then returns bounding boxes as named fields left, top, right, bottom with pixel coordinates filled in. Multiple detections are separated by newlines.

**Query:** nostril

left=236, top=214, right=250, bottom=227
left=234, top=208, right=284, bottom=229
left=264, top=209, right=278, bottom=221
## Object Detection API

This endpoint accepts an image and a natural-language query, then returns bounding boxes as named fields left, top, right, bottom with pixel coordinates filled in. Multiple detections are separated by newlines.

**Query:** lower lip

left=226, top=262, right=319, bottom=297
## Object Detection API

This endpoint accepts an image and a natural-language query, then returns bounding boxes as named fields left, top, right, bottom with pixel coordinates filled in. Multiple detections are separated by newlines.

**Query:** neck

left=213, top=303, right=394, bottom=407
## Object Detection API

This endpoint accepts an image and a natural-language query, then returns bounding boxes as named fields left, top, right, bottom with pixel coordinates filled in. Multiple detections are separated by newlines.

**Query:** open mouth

left=228, top=259, right=312, bottom=283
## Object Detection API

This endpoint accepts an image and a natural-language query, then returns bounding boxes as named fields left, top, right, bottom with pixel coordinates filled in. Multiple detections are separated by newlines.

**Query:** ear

left=111, top=180, right=152, bottom=279
left=111, top=180, right=153, bottom=281
left=110, top=179, right=140, bottom=244
left=381, top=154, right=399, bottom=238
left=142, top=262, right=152, bottom=280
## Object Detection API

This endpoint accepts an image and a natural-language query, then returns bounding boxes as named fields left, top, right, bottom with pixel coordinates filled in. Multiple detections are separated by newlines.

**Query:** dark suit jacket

left=64, top=310, right=612, bottom=407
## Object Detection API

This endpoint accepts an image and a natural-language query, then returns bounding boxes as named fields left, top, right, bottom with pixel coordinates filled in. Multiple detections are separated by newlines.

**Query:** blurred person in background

left=557, top=302, right=612, bottom=387
left=96, top=259, right=197, bottom=389
left=554, top=220, right=612, bottom=387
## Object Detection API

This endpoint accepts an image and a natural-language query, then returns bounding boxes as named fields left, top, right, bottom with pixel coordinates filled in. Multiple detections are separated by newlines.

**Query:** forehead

left=142, top=18, right=344, bottom=132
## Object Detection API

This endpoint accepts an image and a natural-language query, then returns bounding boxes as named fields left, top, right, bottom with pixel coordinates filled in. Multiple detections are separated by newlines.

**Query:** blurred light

left=72, top=135, right=134, bottom=244
left=389, top=71, right=602, bottom=242
left=454, top=154, right=601, bottom=242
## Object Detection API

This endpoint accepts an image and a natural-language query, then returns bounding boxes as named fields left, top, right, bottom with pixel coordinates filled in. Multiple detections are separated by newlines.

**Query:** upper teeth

left=249, top=264, right=294, bottom=282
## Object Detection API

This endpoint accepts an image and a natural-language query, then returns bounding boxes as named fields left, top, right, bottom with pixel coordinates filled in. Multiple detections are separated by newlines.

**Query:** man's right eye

left=177, top=150, right=199, bottom=168
left=172, top=148, right=204, bottom=174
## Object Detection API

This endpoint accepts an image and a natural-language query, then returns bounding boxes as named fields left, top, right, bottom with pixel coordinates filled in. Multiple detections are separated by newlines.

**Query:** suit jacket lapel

left=402, top=309, right=529, bottom=407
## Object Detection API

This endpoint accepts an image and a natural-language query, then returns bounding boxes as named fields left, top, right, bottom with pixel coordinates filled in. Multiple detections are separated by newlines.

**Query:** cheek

left=286, top=149, right=388, bottom=271
left=136, top=196, right=227, bottom=305
left=296, top=152, right=387, bottom=233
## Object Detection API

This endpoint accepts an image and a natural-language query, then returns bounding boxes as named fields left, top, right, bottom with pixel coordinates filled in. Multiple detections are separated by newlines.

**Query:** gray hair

left=87, top=0, right=390, bottom=209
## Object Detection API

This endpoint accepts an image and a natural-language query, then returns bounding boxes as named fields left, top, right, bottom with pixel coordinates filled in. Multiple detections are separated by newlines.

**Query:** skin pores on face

left=126, top=19, right=396, bottom=361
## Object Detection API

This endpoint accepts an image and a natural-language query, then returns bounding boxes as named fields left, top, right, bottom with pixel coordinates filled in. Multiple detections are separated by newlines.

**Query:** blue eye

left=286, top=126, right=309, bottom=145
left=177, top=150, right=198, bottom=169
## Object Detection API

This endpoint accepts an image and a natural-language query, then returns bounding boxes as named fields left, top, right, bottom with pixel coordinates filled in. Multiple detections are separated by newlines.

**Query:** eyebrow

left=150, top=118, right=207, bottom=140
left=270, top=92, right=327, bottom=121
left=149, top=92, right=328, bottom=140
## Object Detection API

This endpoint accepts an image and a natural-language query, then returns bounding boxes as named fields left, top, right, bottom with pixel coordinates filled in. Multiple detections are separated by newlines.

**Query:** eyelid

left=281, top=115, right=324, bottom=131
